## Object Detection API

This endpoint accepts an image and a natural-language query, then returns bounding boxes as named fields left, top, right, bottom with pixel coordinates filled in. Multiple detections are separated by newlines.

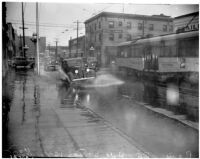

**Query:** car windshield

left=64, top=58, right=83, bottom=67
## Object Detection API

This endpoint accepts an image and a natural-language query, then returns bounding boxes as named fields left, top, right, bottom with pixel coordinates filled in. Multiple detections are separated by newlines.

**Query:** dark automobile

left=13, top=57, right=35, bottom=69
left=45, top=60, right=58, bottom=71
left=61, top=57, right=96, bottom=83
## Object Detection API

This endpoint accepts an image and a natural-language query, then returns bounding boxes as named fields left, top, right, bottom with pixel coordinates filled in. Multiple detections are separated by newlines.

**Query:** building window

left=138, top=23, right=143, bottom=30
left=109, top=21, right=114, bottom=28
left=95, top=23, right=97, bottom=30
left=119, top=33, right=123, bottom=39
left=127, top=22, right=131, bottom=29
left=126, top=34, right=131, bottom=41
left=149, top=24, right=154, bottom=31
left=119, top=21, right=122, bottom=26
left=163, top=25, right=167, bottom=32
left=109, top=33, right=114, bottom=41
left=99, top=33, right=102, bottom=41
left=169, top=25, right=173, bottom=32
left=99, top=22, right=101, bottom=29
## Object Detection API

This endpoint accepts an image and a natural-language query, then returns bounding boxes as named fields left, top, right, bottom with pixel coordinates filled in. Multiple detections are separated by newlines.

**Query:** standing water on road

left=3, top=67, right=198, bottom=157
left=70, top=70, right=198, bottom=157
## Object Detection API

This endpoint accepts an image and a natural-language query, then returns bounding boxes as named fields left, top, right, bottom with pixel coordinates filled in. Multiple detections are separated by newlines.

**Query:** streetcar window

left=149, top=24, right=154, bottom=31
left=178, top=38, right=199, bottom=57
left=127, top=46, right=131, bottom=57
left=163, top=25, right=167, bottom=32
left=133, top=44, right=142, bottom=57
left=138, top=23, right=143, bottom=30
left=152, top=46, right=161, bottom=57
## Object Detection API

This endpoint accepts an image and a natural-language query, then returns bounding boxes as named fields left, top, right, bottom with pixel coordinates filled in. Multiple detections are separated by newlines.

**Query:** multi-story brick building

left=174, top=11, right=199, bottom=33
left=84, top=12, right=173, bottom=66
left=68, top=35, right=85, bottom=58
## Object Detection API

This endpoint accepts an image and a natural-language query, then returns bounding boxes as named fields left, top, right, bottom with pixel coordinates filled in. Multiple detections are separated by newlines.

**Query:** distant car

left=45, top=61, right=57, bottom=71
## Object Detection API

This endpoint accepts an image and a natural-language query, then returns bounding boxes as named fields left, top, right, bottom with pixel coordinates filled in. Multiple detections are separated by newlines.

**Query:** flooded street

left=69, top=70, right=199, bottom=157
left=3, top=65, right=198, bottom=157
left=3, top=2, right=199, bottom=158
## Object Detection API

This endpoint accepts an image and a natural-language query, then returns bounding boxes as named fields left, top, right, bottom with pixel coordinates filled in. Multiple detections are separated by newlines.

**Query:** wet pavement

left=2, top=64, right=199, bottom=157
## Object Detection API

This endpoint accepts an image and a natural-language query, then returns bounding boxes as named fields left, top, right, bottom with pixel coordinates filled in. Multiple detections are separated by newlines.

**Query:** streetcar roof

left=118, top=41, right=133, bottom=46
left=118, top=31, right=199, bottom=47
left=135, top=31, right=199, bottom=44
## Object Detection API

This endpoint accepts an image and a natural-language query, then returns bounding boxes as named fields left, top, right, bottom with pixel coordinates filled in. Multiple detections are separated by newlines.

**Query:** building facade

left=68, top=36, right=85, bottom=58
left=85, top=12, right=173, bottom=66
left=16, top=36, right=46, bottom=58
left=174, top=11, right=199, bottom=33
left=6, top=23, right=19, bottom=60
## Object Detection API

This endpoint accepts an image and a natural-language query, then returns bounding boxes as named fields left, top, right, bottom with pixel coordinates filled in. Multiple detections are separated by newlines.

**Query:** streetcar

left=116, top=31, right=199, bottom=84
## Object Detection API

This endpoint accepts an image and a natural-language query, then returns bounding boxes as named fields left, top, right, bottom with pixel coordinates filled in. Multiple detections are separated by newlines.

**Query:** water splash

left=84, top=74, right=124, bottom=88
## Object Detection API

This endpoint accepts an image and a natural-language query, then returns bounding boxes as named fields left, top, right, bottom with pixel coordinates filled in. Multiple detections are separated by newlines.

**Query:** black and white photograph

left=2, top=0, right=199, bottom=158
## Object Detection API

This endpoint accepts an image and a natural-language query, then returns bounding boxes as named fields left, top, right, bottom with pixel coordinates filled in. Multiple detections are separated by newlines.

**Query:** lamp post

left=31, top=33, right=37, bottom=72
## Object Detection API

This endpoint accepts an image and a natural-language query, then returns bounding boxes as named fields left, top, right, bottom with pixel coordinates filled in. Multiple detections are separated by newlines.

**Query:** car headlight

left=86, top=68, right=90, bottom=72
left=75, top=70, right=78, bottom=74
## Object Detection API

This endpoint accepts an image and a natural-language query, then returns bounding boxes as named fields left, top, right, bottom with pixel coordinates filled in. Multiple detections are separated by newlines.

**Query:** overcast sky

left=6, top=1, right=199, bottom=46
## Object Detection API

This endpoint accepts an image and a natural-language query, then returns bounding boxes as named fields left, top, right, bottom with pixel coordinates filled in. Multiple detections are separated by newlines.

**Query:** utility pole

left=69, top=36, right=72, bottom=58
left=74, top=20, right=82, bottom=57
left=36, top=2, right=40, bottom=75
left=48, top=44, right=50, bottom=56
left=142, top=16, right=145, bottom=38
left=76, top=20, right=79, bottom=57
left=21, top=2, right=26, bottom=57
left=55, top=40, right=58, bottom=61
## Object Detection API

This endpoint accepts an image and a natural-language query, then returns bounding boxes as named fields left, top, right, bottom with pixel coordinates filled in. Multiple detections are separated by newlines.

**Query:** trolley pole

left=36, top=2, right=40, bottom=75
left=55, top=40, right=58, bottom=61
left=76, top=20, right=79, bottom=57
left=21, top=2, right=26, bottom=57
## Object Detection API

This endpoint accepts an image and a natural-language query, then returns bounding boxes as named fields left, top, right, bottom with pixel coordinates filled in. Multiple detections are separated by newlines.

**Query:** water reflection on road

left=4, top=67, right=198, bottom=158
left=58, top=72, right=198, bottom=157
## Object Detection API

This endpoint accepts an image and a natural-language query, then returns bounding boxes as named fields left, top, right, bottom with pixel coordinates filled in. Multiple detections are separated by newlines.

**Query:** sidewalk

left=7, top=68, right=150, bottom=158
left=39, top=104, right=150, bottom=157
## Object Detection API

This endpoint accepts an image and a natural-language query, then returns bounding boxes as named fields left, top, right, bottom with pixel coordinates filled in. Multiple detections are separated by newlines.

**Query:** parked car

left=13, top=57, right=34, bottom=69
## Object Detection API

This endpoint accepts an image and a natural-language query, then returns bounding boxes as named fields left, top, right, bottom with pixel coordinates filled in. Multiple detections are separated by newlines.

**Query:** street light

left=30, top=33, right=38, bottom=72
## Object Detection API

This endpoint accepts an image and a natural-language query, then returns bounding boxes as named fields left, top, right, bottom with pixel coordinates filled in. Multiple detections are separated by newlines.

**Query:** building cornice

left=84, top=12, right=173, bottom=24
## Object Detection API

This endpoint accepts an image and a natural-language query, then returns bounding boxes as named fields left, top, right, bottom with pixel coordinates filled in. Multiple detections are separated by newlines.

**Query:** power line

left=10, top=22, right=85, bottom=29
left=7, top=19, right=85, bottom=27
